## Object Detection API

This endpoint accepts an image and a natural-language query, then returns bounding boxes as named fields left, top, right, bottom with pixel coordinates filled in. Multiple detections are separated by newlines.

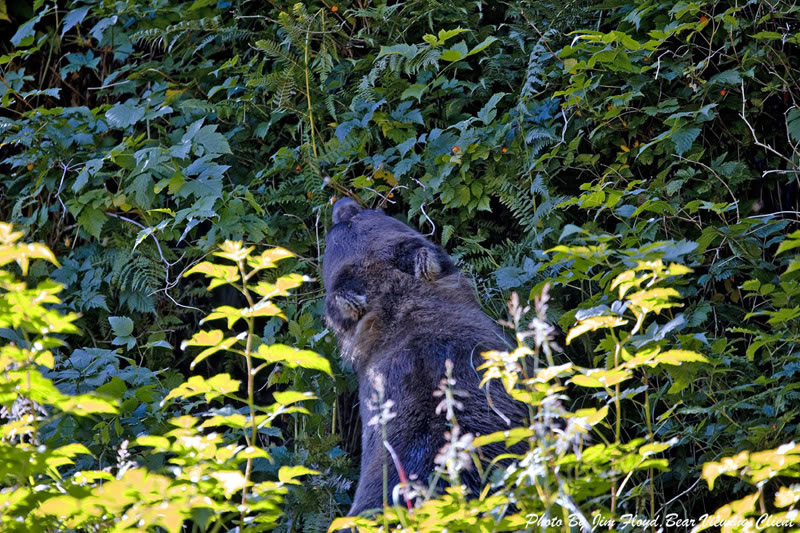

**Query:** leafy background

left=1, top=0, right=799, bottom=530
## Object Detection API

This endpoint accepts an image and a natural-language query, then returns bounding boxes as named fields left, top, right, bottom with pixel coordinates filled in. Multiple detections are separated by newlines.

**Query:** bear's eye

left=333, top=289, right=367, bottom=321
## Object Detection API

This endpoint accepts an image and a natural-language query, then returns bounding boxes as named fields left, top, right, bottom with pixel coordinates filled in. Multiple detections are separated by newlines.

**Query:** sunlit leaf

left=570, top=368, right=631, bottom=388
left=183, top=262, right=240, bottom=289
left=163, top=374, right=241, bottom=403
left=278, top=465, right=320, bottom=485
left=255, top=344, right=332, bottom=375
left=566, top=315, right=629, bottom=345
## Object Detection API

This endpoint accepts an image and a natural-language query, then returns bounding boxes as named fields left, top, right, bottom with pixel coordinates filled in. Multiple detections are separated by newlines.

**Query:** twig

left=658, top=477, right=701, bottom=516
left=739, top=80, right=798, bottom=171
left=55, top=161, right=73, bottom=221
left=105, top=212, right=169, bottom=268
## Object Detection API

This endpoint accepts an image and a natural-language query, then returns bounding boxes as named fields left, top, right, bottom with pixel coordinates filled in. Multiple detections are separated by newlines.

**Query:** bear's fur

left=323, top=198, right=526, bottom=516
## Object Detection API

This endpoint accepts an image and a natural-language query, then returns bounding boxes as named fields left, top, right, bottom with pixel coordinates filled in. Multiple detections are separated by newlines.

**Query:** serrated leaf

left=477, top=92, right=505, bottom=124
left=570, top=369, right=632, bottom=388
left=656, top=349, right=708, bottom=366
left=194, top=125, right=232, bottom=154
left=376, top=43, right=418, bottom=59
left=184, top=261, right=240, bottom=289
left=436, top=28, right=469, bottom=44
left=163, top=374, right=240, bottom=403
left=708, top=69, right=741, bottom=86
left=181, top=330, right=241, bottom=369
left=10, top=11, right=44, bottom=47
left=278, top=465, right=319, bottom=485
left=255, top=344, right=332, bottom=375
left=77, top=208, right=107, bottom=239
left=108, top=316, right=134, bottom=337
left=752, top=31, right=783, bottom=40
left=440, top=41, right=468, bottom=62
left=472, top=427, right=534, bottom=447
left=566, top=315, right=629, bottom=345
left=61, top=7, right=89, bottom=37
left=671, top=127, right=701, bottom=156
left=272, top=390, right=317, bottom=406
left=106, top=103, right=145, bottom=128
left=787, top=108, right=800, bottom=144
left=252, top=273, right=304, bottom=299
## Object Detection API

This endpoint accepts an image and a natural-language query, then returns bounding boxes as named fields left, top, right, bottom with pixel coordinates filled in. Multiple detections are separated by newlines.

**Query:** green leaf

left=655, top=349, right=709, bottom=366
left=671, top=127, right=700, bottom=156
left=376, top=43, right=418, bottom=59
left=787, top=108, right=800, bottom=144
left=477, top=92, right=505, bottom=124
left=752, top=31, right=783, bottom=40
left=570, top=369, right=632, bottom=388
left=466, top=35, right=498, bottom=57
left=135, top=435, right=171, bottom=450
left=708, top=69, right=741, bottom=86
left=108, top=316, right=134, bottom=337
left=77, top=208, right=107, bottom=239
left=61, top=7, right=89, bottom=37
left=437, top=28, right=469, bottom=45
left=401, top=84, right=427, bottom=102
left=106, top=103, right=145, bottom=128
left=776, top=236, right=800, bottom=256
left=194, top=125, right=232, bottom=155
left=440, top=41, right=468, bottom=62
left=11, top=11, right=45, bottom=47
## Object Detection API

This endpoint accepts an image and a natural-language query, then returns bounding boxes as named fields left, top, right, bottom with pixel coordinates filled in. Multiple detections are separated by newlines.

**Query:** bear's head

left=323, top=198, right=471, bottom=365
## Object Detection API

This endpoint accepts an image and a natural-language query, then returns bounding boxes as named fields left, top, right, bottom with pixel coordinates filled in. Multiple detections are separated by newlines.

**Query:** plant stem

left=304, top=18, right=319, bottom=164
left=238, top=259, right=258, bottom=512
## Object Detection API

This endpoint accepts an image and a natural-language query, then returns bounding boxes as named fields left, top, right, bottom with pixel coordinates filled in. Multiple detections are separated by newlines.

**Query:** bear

left=323, top=198, right=527, bottom=516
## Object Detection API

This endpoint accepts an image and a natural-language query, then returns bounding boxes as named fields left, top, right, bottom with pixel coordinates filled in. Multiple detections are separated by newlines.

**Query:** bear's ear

left=414, top=247, right=442, bottom=282
left=332, top=197, right=362, bottom=224
left=333, top=289, right=367, bottom=321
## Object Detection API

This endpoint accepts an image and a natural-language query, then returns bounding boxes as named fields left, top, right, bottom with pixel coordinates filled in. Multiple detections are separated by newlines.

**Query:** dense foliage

left=1, top=0, right=799, bottom=531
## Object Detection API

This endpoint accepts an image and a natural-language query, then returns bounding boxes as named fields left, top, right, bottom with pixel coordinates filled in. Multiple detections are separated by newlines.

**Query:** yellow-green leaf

left=135, top=435, right=171, bottom=450
left=255, top=344, right=332, bottom=375
left=181, top=330, right=242, bottom=369
left=566, top=315, right=629, bottom=345
left=272, top=390, right=317, bottom=406
left=252, top=273, right=305, bottom=298
left=655, top=349, right=708, bottom=366
left=570, top=406, right=609, bottom=426
left=183, top=261, right=240, bottom=289
left=472, top=427, right=534, bottom=448
left=278, top=465, right=320, bottom=485
left=570, top=369, right=631, bottom=388
left=213, top=240, right=254, bottom=262
left=163, top=374, right=240, bottom=403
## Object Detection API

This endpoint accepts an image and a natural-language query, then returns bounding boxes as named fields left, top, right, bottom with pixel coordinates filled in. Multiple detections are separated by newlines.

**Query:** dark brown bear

left=323, top=198, right=526, bottom=516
